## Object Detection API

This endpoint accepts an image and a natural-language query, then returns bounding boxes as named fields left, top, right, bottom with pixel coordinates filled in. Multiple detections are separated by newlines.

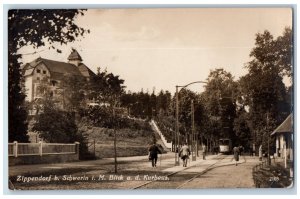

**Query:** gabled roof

left=271, top=114, right=293, bottom=136
left=78, top=63, right=96, bottom=78
left=68, top=49, right=82, bottom=61
left=22, top=57, right=95, bottom=79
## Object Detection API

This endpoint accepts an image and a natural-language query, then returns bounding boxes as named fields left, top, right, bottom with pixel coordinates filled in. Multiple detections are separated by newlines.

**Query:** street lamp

left=175, top=81, right=207, bottom=166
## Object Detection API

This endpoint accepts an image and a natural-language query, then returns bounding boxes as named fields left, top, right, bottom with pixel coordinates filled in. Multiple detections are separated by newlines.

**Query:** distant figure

left=259, top=145, right=263, bottom=161
left=233, top=146, right=240, bottom=166
left=179, top=143, right=190, bottom=167
left=249, top=145, right=253, bottom=156
left=148, top=142, right=162, bottom=167
left=213, top=146, right=219, bottom=155
left=239, top=145, right=244, bottom=156
left=252, top=144, right=256, bottom=157
left=202, top=144, right=207, bottom=160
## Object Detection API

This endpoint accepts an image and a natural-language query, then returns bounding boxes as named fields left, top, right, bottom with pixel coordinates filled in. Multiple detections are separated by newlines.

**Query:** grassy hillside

left=80, top=120, right=156, bottom=158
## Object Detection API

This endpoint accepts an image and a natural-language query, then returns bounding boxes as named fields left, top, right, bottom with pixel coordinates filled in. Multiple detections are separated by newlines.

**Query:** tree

left=202, top=68, right=238, bottom=143
left=8, top=9, right=89, bottom=142
left=239, top=28, right=292, bottom=149
left=60, top=74, right=87, bottom=112
left=32, top=100, right=79, bottom=143
left=89, top=68, right=125, bottom=106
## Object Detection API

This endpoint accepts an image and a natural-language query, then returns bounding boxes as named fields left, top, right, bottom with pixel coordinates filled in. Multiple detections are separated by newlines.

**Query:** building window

left=43, top=70, right=47, bottom=74
left=36, top=69, right=41, bottom=73
left=51, top=80, right=57, bottom=86
left=37, top=77, right=40, bottom=81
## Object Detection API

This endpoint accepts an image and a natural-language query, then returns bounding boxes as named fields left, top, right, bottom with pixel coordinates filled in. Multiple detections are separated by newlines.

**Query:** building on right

left=271, top=113, right=293, bottom=169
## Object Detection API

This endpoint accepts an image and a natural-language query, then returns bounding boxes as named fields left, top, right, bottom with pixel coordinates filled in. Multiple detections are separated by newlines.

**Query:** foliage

left=59, top=74, right=87, bottom=112
left=8, top=9, right=89, bottom=142
left=8, top=55, right=29, bottom=142
left=120, top=89, right=172, bottom=119
left=89, top=68, right=125, bottom=106
left=233, top=108, right=252, bottom=148
left=239, top=28, right=292, bottom=147
left=83, top=105, right=152, bottom=131
left=201, top=68, right=238, bottom=143
left=32, top=100, right=79, bottom=143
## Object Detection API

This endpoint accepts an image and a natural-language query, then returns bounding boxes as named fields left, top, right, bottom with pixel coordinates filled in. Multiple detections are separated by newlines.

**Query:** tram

left=219, top=138, right=232, bottom=154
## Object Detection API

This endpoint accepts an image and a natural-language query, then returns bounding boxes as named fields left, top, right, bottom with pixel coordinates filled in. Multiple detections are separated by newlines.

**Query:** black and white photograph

left=6, top=6, right=294, bottom=191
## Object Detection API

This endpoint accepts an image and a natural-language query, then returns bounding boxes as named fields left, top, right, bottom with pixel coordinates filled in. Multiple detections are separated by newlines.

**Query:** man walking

left=233, top=146, right=240, bottom=166
left=148, top=141, right=162, bottom=167
left=202, top=144, right=207, bottom=160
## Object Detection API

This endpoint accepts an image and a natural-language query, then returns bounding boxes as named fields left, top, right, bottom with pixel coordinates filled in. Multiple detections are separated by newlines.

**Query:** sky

left=18, top=8, right=293, bottom=94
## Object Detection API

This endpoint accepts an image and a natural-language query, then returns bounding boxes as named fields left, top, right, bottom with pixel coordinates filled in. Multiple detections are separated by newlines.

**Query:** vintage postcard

left=7, top=7, right=294, bottom=190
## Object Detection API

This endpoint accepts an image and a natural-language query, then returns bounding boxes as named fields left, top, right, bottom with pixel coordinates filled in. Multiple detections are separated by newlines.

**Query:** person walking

left=259, top=144, right=263, bottom=161
left=148, top=142, right=162, bottom=167
left=179, top=143, right=190, bottom=167
left=233, top=146, right=240, bottom=166
left=202, top=144, right=207, bottom=160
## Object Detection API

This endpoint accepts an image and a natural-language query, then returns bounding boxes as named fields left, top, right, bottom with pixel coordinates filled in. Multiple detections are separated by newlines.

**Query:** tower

left=68, top=48, right=82, bottom=66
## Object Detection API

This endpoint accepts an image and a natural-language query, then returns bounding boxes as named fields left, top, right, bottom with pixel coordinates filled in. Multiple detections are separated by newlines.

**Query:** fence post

left=13, top=141, right=18, bottom=157
left=39, top=141, right=43, bottom=156
left=75, top=142, right=80, bottom=160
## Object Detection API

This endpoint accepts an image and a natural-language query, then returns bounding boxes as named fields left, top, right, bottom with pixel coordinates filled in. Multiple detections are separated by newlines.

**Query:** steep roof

left=271, top=114, right=293, bottom=136
left=68, top=49, right=82, bottom=61
left=23, top=57, right=95, bottom=79
left=78, top=63, right=96, bottom=78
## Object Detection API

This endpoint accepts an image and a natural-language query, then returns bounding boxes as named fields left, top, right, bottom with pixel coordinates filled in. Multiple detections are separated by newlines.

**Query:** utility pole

left=191, top=100, right=196, bottom=161
left=174, top=81, right=207, bottom=166
left=113, top=107, right=118, bottom=173
left=175, top=86, right=180, bottom=166
left=267, top=112, right=271, bottom=165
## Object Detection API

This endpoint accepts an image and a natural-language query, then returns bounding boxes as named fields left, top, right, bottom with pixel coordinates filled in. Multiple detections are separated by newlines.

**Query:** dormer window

left=36, top=69, right=41, bottom=73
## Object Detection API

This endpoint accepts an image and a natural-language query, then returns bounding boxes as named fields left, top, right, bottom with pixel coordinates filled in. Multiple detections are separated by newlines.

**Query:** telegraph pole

left=175, top=86, right=180, bottom=166
left=113, top=107, right=118, bottom=173
left=191, top=100, right=196, bottom=161
left=267, top=111, right=271, bottom=165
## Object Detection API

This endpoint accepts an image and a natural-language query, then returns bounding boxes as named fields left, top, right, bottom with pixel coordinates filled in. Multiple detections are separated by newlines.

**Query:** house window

left=36, top=69, right=41, bottom=73
left=51, top=80, right=57, bottom=86
left=37, top=77, right=40, bottom=81
left=43, top=70, right=47, bottom=74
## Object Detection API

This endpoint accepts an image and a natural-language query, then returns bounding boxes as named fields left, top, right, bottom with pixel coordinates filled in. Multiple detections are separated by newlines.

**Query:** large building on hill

left=22, top=49, right=95, bottom=105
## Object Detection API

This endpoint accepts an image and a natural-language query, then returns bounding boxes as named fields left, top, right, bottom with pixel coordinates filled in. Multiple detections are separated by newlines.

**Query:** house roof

left=78, top=63, right=96, bottom=78
left=271, top=114, right=293, bottom=136
left=68, top=49, right=82, bottom=61
left=23, top=57, right=95, bottom=79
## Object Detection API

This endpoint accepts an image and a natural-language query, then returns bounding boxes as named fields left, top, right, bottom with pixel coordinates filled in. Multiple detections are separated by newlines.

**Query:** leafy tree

left=156, top=90, right=172, bottom=116
left=233, top=108, right=252, bottom=148
left=32, top=100, right=79, bottom=143
left=8, top=9, right=89, bottom=142
left=89, top=68, right=125, bottom=106
left=239, top=28, right=292, bottom=149
left=202, top=68, right=238, bottom=143
left=59, top=74, right=87, bottom=112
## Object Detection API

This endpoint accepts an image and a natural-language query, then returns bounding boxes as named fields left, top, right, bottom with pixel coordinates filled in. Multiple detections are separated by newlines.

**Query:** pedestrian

left=249, top=145, right=253, bottom=156
left=148, top=141, right=162, bottom=168
left=233, top=146, right=240, bottom=166
left=179, top=142, right=190, bottom=167
left=239, top=145, right=244, bottom=156
left=202, top=144, right=207, bottom=160
left=259, top=144, right=263, bottom=161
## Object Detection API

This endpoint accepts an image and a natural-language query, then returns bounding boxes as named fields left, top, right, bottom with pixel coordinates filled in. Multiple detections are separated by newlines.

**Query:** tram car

left=219, top=138, right=232, bottom=154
